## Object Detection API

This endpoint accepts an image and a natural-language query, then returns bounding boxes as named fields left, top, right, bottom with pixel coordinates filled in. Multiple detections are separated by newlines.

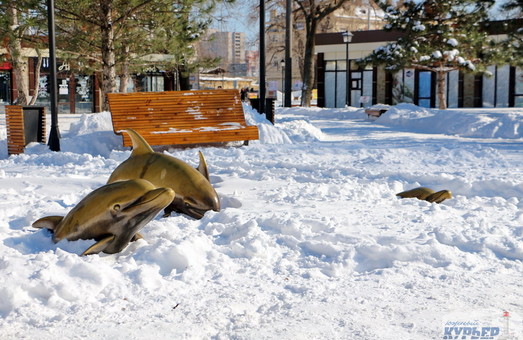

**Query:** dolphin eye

left=113, top=204, right=121, bottom=212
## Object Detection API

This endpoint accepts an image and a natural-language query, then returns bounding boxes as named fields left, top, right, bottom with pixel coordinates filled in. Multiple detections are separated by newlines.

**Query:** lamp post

left=259, top=0, right=266, bottom=115
left=284, top=0, right=292, bottom=107
left=47, top=0, right=60, bottom=151
left=280, top=59, right=285, bottom=106
left=342, top=30, right=353, bottom=108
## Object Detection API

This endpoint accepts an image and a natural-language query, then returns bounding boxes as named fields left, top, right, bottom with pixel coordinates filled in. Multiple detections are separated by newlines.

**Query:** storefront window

left=393, top=69, right=415, bottom=104
left=514, top=67, right=523, bottom=107
left=324, top=60, right=348, bottom=108
left=75, top=76, right=93, bottom=113
left=141, top=74, right=164, bottom=92
left=34, top=75, right=50, bottom=110
left=0, top=72, right=10, bottom=104
left=447, top=70, right=459, bottom=108
left=483, top=65, right=510, bottom=107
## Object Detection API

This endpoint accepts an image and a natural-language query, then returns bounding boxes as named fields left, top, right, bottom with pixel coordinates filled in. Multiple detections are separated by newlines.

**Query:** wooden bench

left=5, top=105, right=46, bottom=155
left=108, top=89, right=259, bottom=147
left=364, top=104, right=390, bottom=118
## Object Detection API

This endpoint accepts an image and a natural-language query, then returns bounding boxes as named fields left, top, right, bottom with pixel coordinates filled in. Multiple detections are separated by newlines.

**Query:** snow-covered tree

left=360, top=0, right=497, bottom=109
left=501, top=0, right=523, bottom=67
left=0, top=0, right=46, bottom=105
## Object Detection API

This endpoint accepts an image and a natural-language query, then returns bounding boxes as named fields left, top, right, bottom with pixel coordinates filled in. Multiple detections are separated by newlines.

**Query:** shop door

left=416, top=71, right=434, bottom=108
left=350, top=70, right=373, bottom=107
left=0, top=72, right=10, bottom=104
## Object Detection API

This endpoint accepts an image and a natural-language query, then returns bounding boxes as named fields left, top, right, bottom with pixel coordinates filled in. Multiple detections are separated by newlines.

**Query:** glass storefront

left=514, top=67, right=523, bottom=107
left=483, top=65, right=510, bottom=107
left=74, top=76, right=93, bottom=113
left=0, top=71, right=10, bottom=105
left=32, top=58, right=94, bottom=113
left=324, top=60, right=374, bottom=108
left=392, top=69, right=415, bottom=104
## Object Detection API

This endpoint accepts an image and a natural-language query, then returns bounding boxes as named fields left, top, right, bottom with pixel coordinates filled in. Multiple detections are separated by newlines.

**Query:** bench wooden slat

left=108, top=89, right=259, bottom=147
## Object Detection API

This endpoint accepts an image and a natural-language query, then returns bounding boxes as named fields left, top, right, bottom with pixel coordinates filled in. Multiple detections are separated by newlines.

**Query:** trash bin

left=5, top=105, right=46, bottom=155
left=249, top=98, right=275, bottom=124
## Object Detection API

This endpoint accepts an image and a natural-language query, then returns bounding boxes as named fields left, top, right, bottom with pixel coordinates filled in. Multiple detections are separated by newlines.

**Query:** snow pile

left=0, top=103, right=522, bottom=339
left=376, top=103, right=523, bottom=139
left=245, top=103, right=323, bottom=144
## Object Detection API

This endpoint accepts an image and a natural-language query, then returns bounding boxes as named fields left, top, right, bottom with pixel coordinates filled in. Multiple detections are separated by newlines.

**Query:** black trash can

left=23, top=106, right=46, bottom=144
left=249, top=98, right=275, bottom=124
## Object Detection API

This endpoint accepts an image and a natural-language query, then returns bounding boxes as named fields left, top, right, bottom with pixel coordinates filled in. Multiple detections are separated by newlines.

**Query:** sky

left=209, top=0, right=518, bottom=46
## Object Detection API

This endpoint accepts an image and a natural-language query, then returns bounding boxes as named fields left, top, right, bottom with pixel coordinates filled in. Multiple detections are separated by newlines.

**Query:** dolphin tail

left=32, top=216, right=64, bottom=232
left=81, top=235, right=116, bottom=256
left=425, top=190, right=452, bottom=203
left=197, top=151, right=210, bottom=181
left=121, top=128, right=154, bottom=156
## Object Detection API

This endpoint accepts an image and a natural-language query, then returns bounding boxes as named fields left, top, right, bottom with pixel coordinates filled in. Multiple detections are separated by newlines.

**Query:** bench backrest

left=108, top=89, right=247, bottom=132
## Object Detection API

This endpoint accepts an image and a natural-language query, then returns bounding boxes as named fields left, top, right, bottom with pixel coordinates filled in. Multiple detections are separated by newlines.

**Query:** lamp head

left=342, top=30, right=353, bottom=43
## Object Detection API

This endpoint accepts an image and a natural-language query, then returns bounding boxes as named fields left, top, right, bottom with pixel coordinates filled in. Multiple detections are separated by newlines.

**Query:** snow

left=412, top=21, right=426, bottom=32
left=447, top=38, right=459, bottom=47
left=0, top=103, right=522, bottom=339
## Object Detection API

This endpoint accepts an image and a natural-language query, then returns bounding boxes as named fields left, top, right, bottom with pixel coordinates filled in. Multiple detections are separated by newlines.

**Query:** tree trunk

left=29, top=50, right=43, bottom=105
left=178, top=64, right=191, bottom=91
left=301, top=20, right=317, bottom=107
left=100, top=1, right=117, bottom=111
left=7, top=6, right=29, bottom=105
left=118, top=45, right=130, bottom=93
left=436, top=71, right=447, bottom=110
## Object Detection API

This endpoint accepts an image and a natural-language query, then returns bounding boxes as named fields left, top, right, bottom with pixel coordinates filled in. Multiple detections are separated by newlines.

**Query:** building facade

left=265, top=3, right=385, bottom=95
left=315, top=24, right=523, bottom=109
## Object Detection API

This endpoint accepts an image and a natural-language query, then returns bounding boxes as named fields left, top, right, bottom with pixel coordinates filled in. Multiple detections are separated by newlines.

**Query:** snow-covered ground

left=0, top=103, right=522, bottom=339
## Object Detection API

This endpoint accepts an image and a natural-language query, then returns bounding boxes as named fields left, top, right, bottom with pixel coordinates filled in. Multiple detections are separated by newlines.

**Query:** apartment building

left=198, top=30, right=248, bottom=76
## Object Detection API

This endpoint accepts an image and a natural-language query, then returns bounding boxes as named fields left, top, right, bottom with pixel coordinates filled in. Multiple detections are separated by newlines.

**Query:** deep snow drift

left=0, top=103, right=522, bottom=339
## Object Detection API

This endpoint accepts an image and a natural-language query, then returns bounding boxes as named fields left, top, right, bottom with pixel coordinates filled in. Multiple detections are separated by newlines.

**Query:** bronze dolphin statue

left=396, top=187, right=453, bottom=203
left=33, top=179, right=175, bottom=255
left=107, top=128, right=220, bottom=219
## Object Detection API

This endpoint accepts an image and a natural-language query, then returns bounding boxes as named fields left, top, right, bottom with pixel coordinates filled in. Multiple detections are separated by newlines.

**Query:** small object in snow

left=396, top=187, right=452, bottom=203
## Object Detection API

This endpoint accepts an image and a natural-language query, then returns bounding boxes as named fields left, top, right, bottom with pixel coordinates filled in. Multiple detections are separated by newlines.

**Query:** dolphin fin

left=196, top=151, right=210, bottom=181
left=122, top=128, right=154, bottom=156
left=32, top=216, right=64, bottom=231
left=131, top=233, right=144, bottom=241
left=81, top=235, right=116, bottom=256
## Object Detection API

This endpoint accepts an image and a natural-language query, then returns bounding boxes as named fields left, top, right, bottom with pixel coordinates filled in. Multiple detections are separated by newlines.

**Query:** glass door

left=417, top=71, right=433, bottom=108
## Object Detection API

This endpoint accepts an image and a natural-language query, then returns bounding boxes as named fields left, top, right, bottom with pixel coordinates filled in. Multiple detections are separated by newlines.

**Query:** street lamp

left=342, top=30, right=353, bottom=107
left=47, top=0, right=60, bottom=151
left=280, top=59, right=285, bottom=106
left=284, top=0, right=292, bottom=107
left=259, top=0, right=266, bottom=115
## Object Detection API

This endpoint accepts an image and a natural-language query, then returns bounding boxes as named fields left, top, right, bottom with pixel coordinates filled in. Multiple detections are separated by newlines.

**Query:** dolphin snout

left=210, top=195, right=220, bottom=212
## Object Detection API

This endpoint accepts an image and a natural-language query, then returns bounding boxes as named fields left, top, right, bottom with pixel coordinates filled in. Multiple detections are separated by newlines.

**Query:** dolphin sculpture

left=107, top=129, right=220, bottom=219
left=33, top=179, right=175, bottom=255
left=396, top=187, right=453, bottom=203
